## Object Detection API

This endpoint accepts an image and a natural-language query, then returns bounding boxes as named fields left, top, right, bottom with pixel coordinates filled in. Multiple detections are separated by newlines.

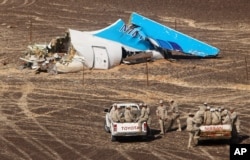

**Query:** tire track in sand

left=0, top=136, right=32, bottom=160
left=0, top=0, right=36, bottom=7
left=0, top=116, right=60, bottom=159
left=0, top=81, right=63, bottom=159
left=0, top=0, right=9, bottom=5
left=15, top=81, right=91, bottom=159
left=199, top=148, right=215, bottom=160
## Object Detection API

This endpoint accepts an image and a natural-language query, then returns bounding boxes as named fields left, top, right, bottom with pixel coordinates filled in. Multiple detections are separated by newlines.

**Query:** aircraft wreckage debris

left=20, top=12, right=220, bottom=74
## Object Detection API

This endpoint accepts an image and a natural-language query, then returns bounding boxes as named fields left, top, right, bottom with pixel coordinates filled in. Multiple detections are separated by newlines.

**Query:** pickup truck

left=104, top=102, right=148, bottom=141
left=194, top=124, right=232, bottom=145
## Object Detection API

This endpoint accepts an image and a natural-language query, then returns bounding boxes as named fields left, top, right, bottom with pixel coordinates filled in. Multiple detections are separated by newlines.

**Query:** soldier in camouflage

left=167, top=99, right=182, bottom=131
left=156, top=100, right=168, bottom=135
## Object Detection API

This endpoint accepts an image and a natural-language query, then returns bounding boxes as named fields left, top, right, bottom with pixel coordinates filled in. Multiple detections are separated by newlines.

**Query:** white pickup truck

left=194, top=124, right=232, bottom=145
left=104, top=102, right=148, bottom=141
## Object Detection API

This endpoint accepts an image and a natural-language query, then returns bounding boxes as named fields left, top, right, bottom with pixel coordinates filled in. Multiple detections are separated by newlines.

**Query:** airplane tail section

left=130, top=12, right=220, bottom=57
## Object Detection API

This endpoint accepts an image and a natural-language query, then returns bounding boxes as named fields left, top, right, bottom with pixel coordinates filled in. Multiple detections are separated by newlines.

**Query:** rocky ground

left=0, top=0, right=250, bottom=160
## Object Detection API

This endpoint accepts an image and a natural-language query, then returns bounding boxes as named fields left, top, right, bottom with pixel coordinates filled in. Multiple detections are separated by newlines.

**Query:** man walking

left=168, top=99, right=182, bottom=131
left=229, top=107, right=240, bottom=134
left=186, top=112, right=197, bottom=149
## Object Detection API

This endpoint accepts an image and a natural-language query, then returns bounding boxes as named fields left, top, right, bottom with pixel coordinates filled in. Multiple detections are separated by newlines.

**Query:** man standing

left=110, top=104, right=118, bottom=122
left=203, top=106, right=212, bottom=125
left=229, top=107, right=240, bottom=134
left=144, top=103, right=152, bottom=135
left=168, top=99, right=182, bottom=131
left=156, top=100, right=168, bottom=135
left=186, top=112, right=197, bottom=149
left=221, top=109, right=231, bottom=124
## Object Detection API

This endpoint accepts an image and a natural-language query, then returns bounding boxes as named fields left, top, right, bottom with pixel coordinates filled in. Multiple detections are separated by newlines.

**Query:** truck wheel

left=104, top=121, right=110, bottom=133
left=141, top=135, right=148, bottom=141
left=230, top=136, right=239, bottom=144
left=111, top=135, right=116, bottom=142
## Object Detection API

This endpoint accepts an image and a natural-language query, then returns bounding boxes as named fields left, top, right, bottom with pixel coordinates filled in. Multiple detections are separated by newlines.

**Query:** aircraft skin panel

left=69, top=29, right=122, bottom=69
left=93, top=19, right=153, bottom=51
left=69, top=29, right=94, bottom=68
left=130, top=12, right=220, bottom=57
left=92, top=46, right=109, bottom=69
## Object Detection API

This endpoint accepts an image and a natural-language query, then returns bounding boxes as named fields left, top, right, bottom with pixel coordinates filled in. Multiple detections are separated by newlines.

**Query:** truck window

left=120, top=106, right=126, bottom=109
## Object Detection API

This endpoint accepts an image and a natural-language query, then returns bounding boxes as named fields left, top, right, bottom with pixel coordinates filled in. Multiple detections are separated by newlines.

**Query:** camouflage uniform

left=229, top=108, right=240, bottom=133
left=203, top=106, right=212, bottom=125
left=124, top=106, right=135, bottom=122
left=110, top=105, right=117, bottom=121
left=203, top=102, right=209, bottom=111
left=156, top=100, right=168, bottom=134
left=145, top=103, right=152, bottom=135
left=193, top=106, right=205, bottom=124
left=112, top=106, right=123, bottom=122
left=211, top=108, right=220, bottom=125
left=186, top=112, right=197, bottom=149
left=215, top=108, right=222, bottom=123
left=138, top=105, right=149, bottom=131
left=168, top=100, right=182, bottom=131
left=145, top=103, right=151, bottom=126
left=193, top=106, right=205, bottom=137
left=220, top=107, right=227, bottom=121
left=221, top=110, right=231, bottom=124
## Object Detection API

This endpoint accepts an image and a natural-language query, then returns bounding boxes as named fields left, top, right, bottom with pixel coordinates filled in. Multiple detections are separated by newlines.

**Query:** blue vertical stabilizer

left=130, top=12, right=220, bottom=57
left=93, top=19, right=153, bottom=51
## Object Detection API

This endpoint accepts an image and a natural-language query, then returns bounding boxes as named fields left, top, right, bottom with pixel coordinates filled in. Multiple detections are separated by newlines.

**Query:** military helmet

left=229, top=107, right=235, bottom=111
left=126, top=105, right=131, bottom=109
left=188, top=112, right=194, bottom=116
left=198, top=105, right=204, bottom=110
left=159, top=100, right=163, bottom=104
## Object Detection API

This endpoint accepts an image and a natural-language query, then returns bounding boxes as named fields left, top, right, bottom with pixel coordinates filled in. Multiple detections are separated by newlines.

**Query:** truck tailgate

left=199, top=124, right=232, bottom=140
left=200, top=124, right=232, bottom=132
left=112, top=122, right=147, bottom=136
